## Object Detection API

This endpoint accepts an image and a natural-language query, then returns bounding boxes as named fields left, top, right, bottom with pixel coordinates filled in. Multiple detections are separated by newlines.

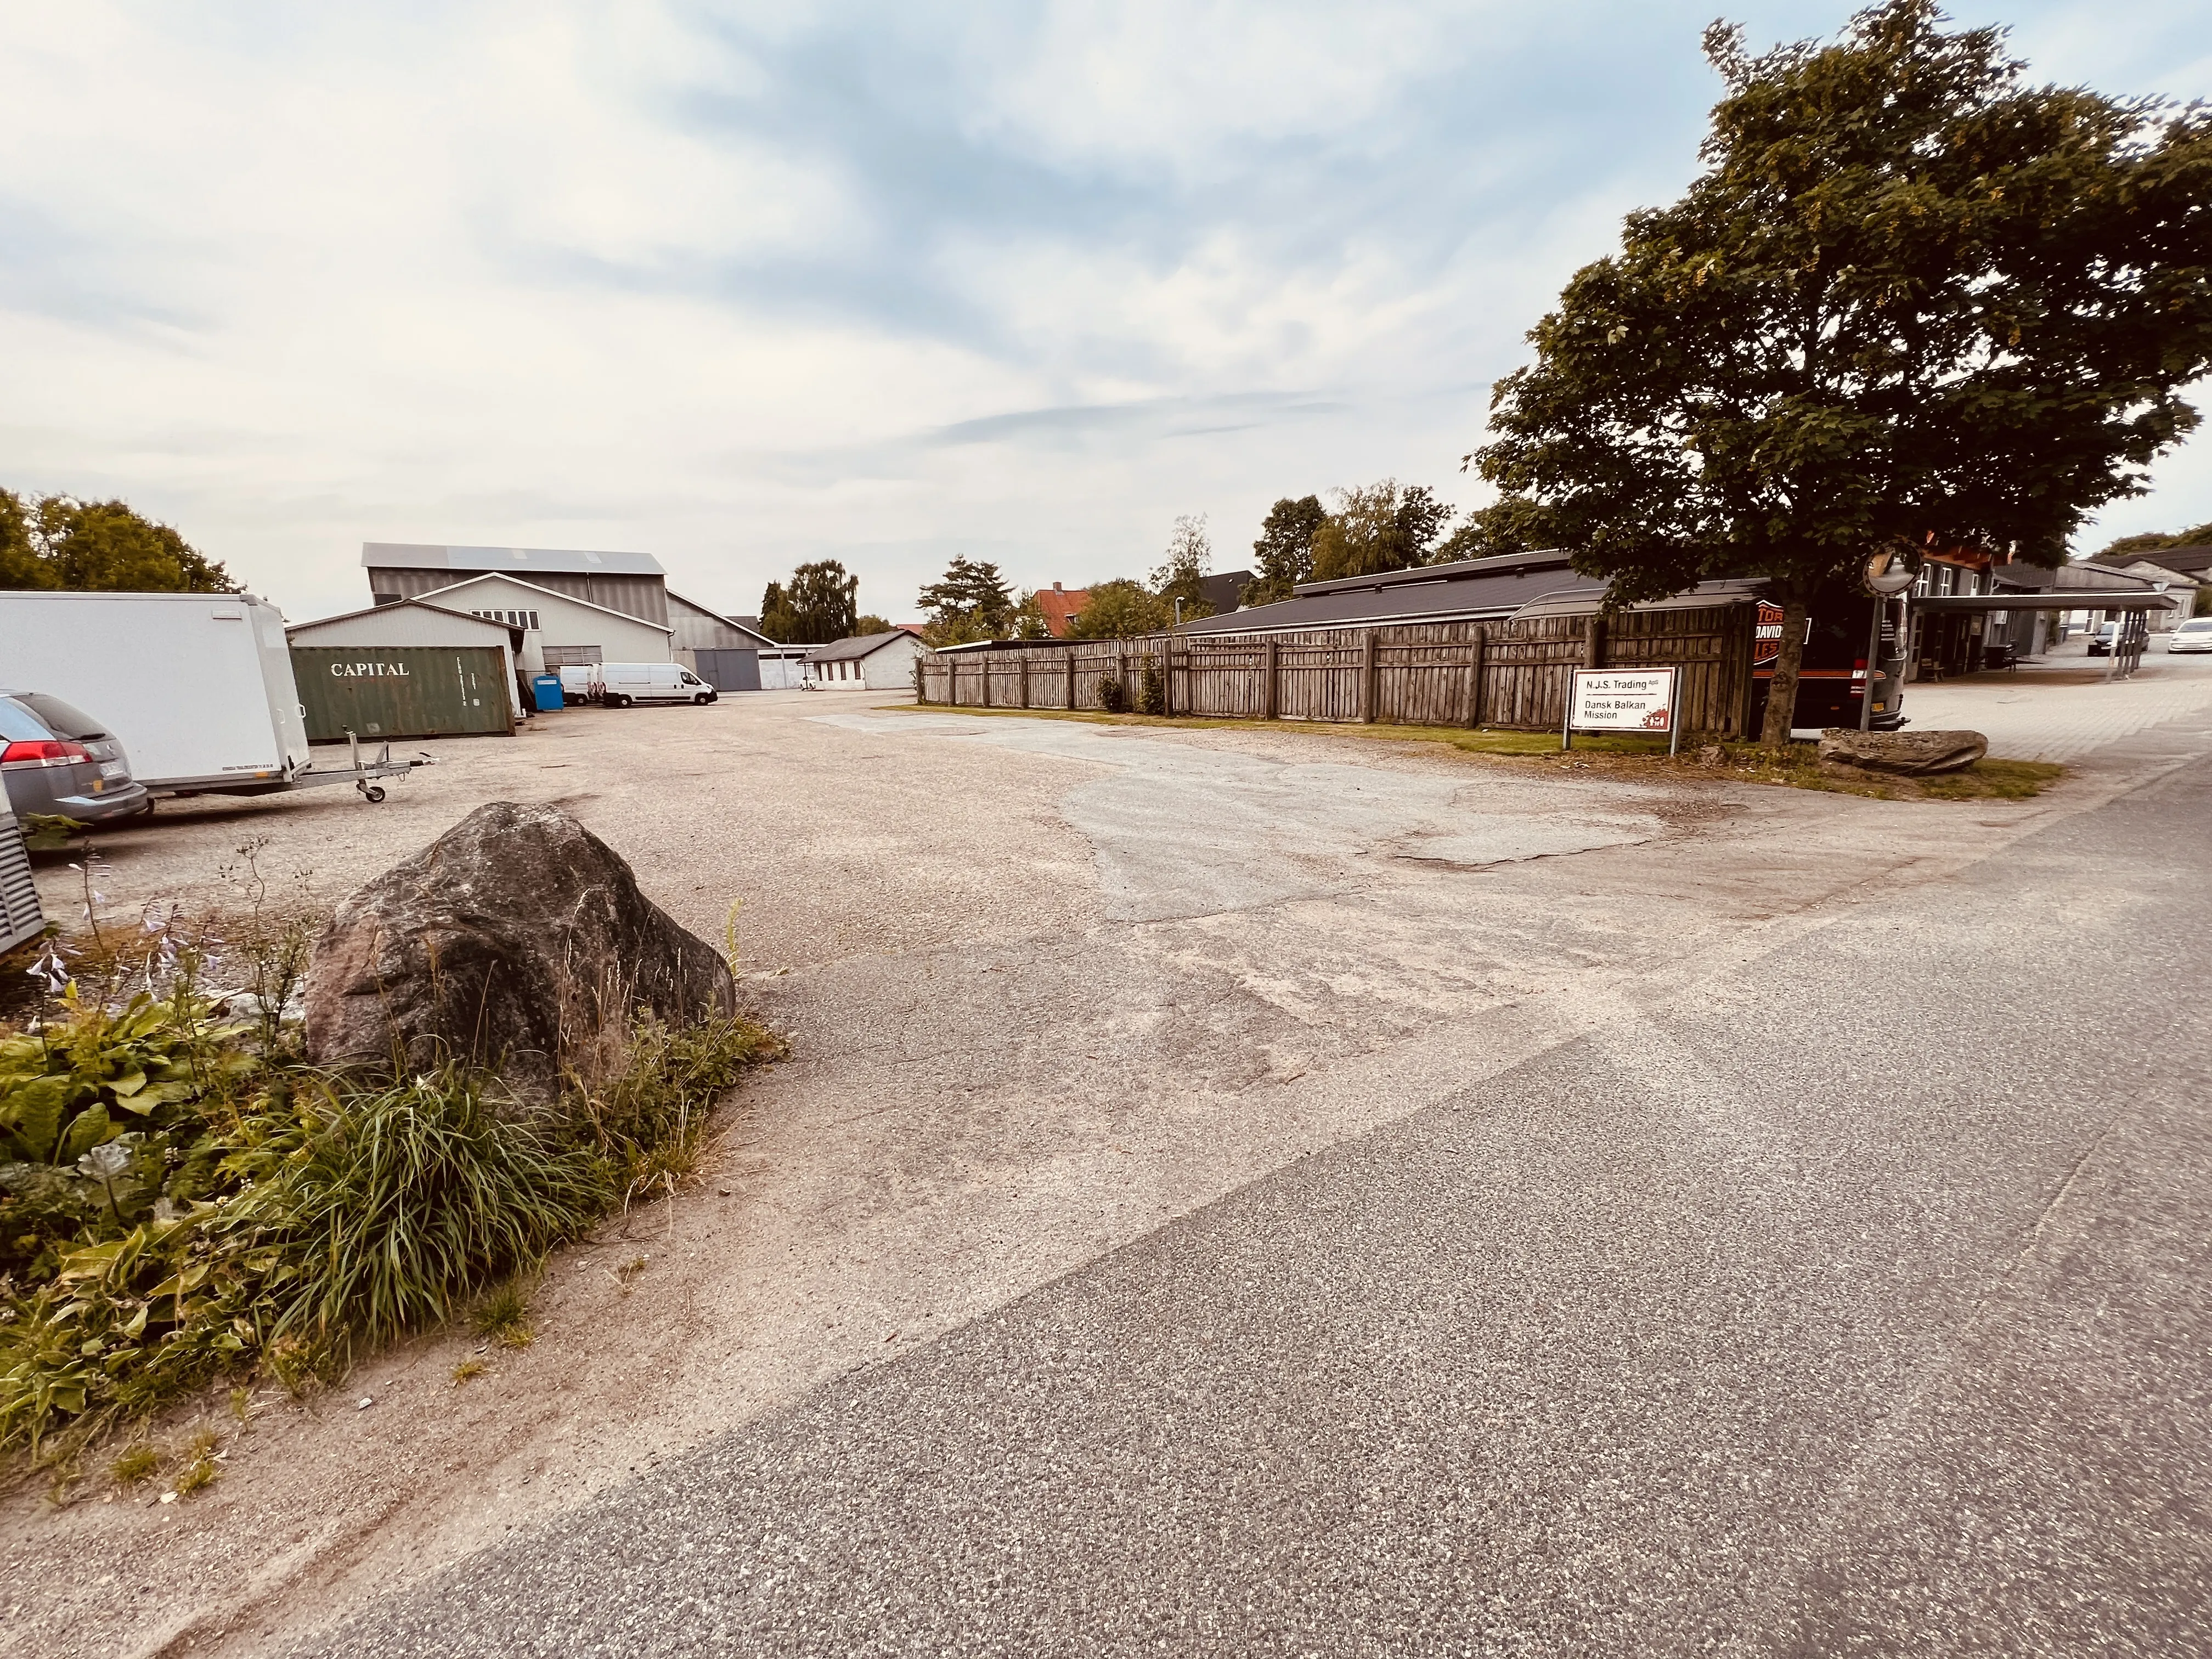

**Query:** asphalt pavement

left=295, top=748, right=2212, bottom=1658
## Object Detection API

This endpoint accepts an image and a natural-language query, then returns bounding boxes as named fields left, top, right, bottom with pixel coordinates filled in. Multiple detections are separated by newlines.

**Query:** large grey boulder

left=1818, top=727, right=1988, bottom=776
left=304, top=802, right=733, bottom=1105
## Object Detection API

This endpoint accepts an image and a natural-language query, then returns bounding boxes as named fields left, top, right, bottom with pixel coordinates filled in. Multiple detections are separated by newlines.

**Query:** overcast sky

left=3, top=2, right=2207, bottom=623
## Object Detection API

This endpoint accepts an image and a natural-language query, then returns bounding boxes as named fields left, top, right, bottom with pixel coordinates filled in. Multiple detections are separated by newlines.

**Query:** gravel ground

left=5, top=688, right=2207, bottom=1658
left=291, top=713, right=2212, bottom=1657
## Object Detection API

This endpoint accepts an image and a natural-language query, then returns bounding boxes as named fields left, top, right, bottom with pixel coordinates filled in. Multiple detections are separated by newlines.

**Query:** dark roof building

left=2087, top=544, right=2212, bottom=579
left=1169, top=552, right=1724, bottom=634
left=363, top=543, right=670, bottom=625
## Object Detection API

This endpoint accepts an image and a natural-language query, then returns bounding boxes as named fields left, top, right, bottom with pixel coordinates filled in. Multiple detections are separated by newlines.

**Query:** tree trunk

left=1760, top=582, right=1812, bottom=751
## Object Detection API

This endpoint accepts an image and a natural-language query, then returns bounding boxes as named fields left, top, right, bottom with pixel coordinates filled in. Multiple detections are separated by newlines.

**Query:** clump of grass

left=109, top=1442, right=160, bottom=1488
left=452, top=1357, right=487, bottom=1386
left=471, top=1278, right=537, bottom=1350
left=615, top=1255, right=648, bottom=1290
left=3, top=947, right=781, bottom=1479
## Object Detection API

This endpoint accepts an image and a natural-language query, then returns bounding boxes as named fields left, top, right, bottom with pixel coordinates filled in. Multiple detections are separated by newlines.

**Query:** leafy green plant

left=470, top=1278, right=535, bottom=1350
left=1136, top=659, right=1165, bottom=716
left=1094, top=674, right=1127, bottom=714
left=17, top=816, right=87, bottom=853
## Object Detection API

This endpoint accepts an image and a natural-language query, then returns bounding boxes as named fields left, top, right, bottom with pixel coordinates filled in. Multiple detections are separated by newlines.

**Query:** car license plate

left=100, top=761, right=128, bottom=780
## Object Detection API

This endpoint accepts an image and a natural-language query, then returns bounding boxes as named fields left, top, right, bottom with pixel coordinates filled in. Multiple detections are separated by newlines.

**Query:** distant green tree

left=854, top=613, right=894, bottom=636
left=1469, top=2, right=2212, bottom=747
left=1068, top=578, right=1170, bottom=639
left=1308, top=481, right=1453, bottom=582
left=759, top=561, right=859, bottom=644
left=2090, top=521, right=2212, bottom=562
left=1430, top=497, right=1554, bottom=563
left=1244, top=495, right=1326, bottom=604
left=918, top=556, right=1015, bottom=645
left=0, top=490, right=235, bottom=592
left=1150, top=515, right=1214, bottom=623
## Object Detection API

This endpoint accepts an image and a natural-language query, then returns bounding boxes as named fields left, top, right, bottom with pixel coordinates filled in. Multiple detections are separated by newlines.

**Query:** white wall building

left=807, top=630, right=929, bottom=691
left=410, top=572, right=675, bottom=669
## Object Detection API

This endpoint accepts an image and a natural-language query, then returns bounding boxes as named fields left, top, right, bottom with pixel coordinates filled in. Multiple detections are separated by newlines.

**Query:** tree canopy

left=1068, top=579, right=1170, bottom=639
left=1, top=490, right=236, bottom=593
left=759, top=560, right=860, bottom=644
left=918, top=556, right=1015, bottom=646
left=1150, top=515, right=1214, bottom=622
left=1308, top=481, right=1455, bottom=583
left=2091, top=520, right=2212, bottom=562
left=1244, top=495, right=1326, bottom=604
left=1469, top=0, right=2212, bottom=743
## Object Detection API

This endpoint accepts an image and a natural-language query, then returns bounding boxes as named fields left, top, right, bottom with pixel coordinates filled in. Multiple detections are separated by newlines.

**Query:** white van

left=592, top=663, right=716, bottom=707
left=557, top=665, right=599, bottom=706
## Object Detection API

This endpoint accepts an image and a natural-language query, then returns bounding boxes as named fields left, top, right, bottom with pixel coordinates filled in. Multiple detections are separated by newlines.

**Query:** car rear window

left=15, top=693, right=108, bottom=739
left=2180, top=619, right=2212, bottom=632
left=0, top=698, right=55, bottom=742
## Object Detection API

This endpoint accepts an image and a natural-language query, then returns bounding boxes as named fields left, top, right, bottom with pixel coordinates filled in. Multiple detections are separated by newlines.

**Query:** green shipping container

left=291, top=646, right=516, bottom=742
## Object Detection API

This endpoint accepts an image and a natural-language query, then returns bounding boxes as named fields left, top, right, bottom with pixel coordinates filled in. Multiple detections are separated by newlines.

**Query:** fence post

left=1019, top=653, right=1030, bottom=709
left=1362, top=630, right=1378, bottom=723
left=913, top=656, right=927, bottom=704
left=981, top=654, right=991, bottom=709
left=1265, top=637, right=1279, bottom=720
left=1466, top=630, right=1485, bottom=727
left=1586, top=613, right=1608, bottom=670
left=1065, top=650, right=1076, bottom=709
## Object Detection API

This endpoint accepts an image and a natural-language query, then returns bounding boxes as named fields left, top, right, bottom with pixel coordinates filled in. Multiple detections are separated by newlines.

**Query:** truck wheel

left=694, top=692, right=713, bottom=705
left=611, top=694, right=631, bottom=708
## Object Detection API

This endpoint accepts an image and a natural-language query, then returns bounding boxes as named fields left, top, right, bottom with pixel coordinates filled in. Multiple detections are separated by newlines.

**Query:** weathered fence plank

left=914, top=603, right=1753, bottom=736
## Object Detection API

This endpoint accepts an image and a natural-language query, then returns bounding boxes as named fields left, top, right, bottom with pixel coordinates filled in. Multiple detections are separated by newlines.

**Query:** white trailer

left=0, top=590, right=421, bottom=803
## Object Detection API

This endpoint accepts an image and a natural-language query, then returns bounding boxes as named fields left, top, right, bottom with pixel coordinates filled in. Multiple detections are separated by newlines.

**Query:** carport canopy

left=1915, top=592, right=2179, bottom=612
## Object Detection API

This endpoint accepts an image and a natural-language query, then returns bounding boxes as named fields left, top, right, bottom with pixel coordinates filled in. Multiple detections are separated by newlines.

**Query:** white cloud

left=1, top=0, right=2207, bottom=623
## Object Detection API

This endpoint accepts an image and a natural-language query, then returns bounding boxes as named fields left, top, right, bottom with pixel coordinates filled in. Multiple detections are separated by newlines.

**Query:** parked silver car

left=0, top=689, right=151, bottom=822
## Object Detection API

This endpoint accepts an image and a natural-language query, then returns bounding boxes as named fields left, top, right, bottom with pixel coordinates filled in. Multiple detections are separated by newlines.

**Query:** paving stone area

left=1900, top=641, right=2212, bottom=761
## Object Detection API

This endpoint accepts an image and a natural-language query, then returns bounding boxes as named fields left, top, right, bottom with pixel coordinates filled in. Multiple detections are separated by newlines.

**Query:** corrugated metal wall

left=291, top=646, right=517, bottom=741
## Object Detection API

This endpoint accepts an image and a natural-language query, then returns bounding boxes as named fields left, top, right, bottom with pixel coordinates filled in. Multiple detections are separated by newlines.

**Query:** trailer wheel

left=363, top=785, right=387, bottom=803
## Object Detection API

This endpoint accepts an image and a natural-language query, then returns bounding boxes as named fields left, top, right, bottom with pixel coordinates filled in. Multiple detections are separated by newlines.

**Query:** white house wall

left=415, top=573, right=673, bottom=664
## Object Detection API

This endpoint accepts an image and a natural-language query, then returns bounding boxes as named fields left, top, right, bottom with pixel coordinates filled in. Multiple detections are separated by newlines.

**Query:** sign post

left=1564, top=666, right=1682, bottom=754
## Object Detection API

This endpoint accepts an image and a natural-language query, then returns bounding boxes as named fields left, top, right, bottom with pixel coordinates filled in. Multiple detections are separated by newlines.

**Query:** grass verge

left=0, top=956, right=778, bottom=1484
left=889, top=704, right=2064, bottom=800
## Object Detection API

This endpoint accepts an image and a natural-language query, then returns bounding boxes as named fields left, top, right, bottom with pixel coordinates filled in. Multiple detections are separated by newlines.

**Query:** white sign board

left=1568, top=668, right=1677, bottom=733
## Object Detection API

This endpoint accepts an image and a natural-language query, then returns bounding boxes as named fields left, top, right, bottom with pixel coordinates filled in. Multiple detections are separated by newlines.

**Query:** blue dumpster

left=531, top=674, right=565, bottom=713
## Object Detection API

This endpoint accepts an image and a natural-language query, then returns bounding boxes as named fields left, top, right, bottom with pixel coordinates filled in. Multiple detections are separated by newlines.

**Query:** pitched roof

left=2089, top=544, right=2212, bottom=579
left=286, top=599, right=522, bottom=641
left=1197, top=570, right=1254, bottom=616
left=808, top=630, right=921, bottom=662
left=1175, top=551, right=1582, bottom=634
left=667, top=590, right=778, bottom=647
left=1036, top=587, right=1091, bottom=638
left=362, top=542, right=665, bottom=577
left=410, top=572, right=674, bottom=634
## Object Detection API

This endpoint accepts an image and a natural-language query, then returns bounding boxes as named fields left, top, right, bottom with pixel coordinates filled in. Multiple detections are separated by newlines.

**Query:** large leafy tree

left=759, top=559, right=860, bottom=644
left=918, top=555, right=1014, bottom=646
left=1068, top=579, right=1170, bottom=639
left=1244, top=495, right=1326, bottom=604
left=1470, top=0, right=2212, bottom=746
left=1308, top=481, right=1455, bottom=582
left=0, top=490, right=236, bottom=592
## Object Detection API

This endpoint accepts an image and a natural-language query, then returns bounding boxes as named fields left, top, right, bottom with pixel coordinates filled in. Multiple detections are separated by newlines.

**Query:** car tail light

left=1, top=738, right=93, bottom=767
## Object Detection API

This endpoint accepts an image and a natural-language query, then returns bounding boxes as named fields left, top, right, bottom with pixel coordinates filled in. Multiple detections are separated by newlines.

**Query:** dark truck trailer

left=1748, top=586, right=1909, bottom=736
left=291, top=646, right=516, bottom=742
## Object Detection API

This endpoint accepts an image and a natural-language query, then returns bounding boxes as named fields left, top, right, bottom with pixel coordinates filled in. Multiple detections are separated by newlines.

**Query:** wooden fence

left=913, top=605, right=1758, bottom=737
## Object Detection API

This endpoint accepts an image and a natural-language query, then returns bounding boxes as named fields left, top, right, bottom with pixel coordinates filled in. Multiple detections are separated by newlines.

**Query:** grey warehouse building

left=365, top=543, right=672, bottom=626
